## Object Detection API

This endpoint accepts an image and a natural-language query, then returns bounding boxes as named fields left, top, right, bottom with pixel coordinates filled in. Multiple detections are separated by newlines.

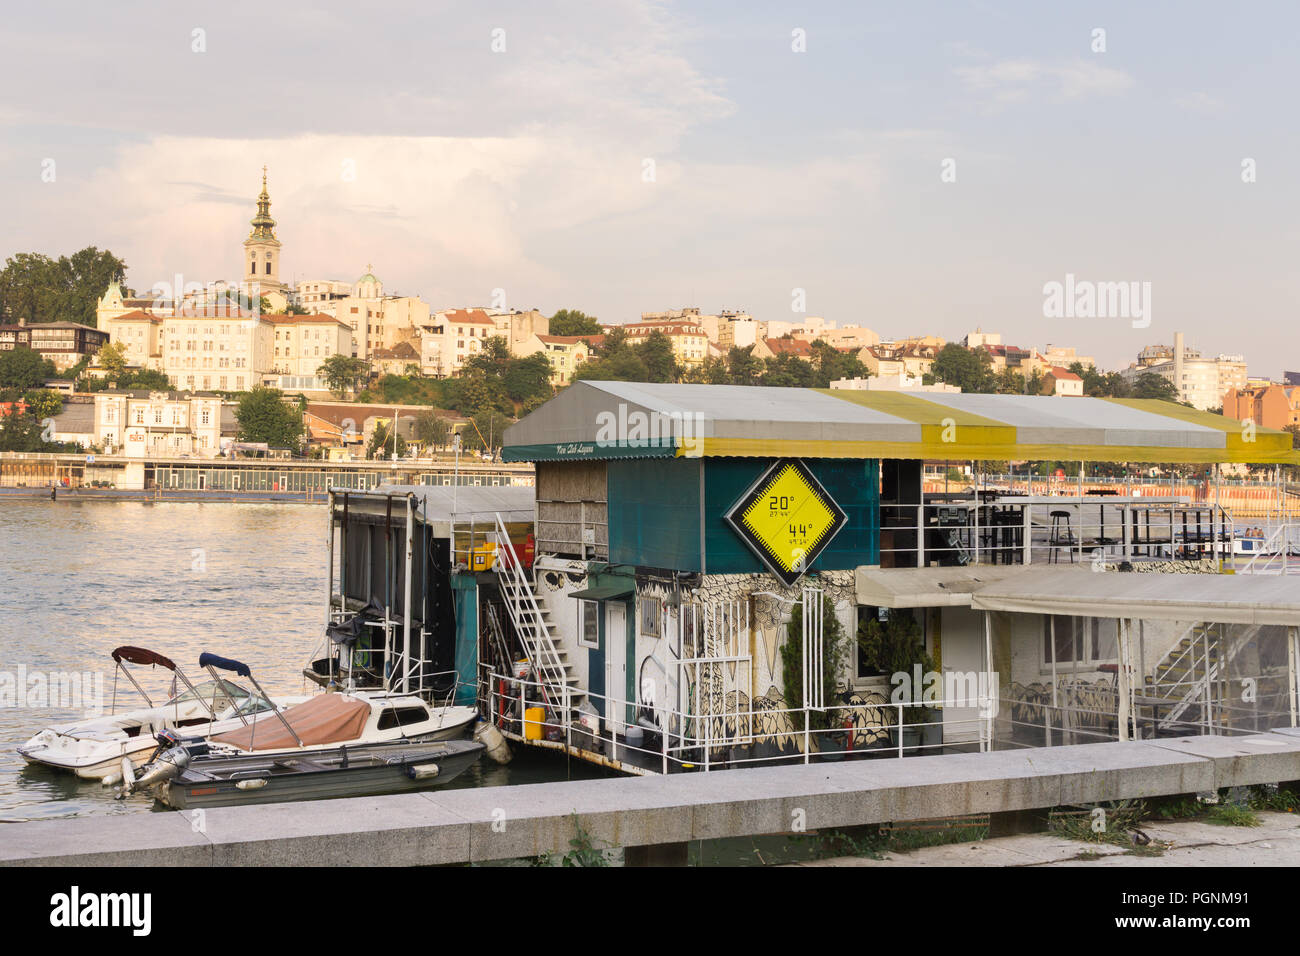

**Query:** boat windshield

left=168, top=679, right=250, bottom=712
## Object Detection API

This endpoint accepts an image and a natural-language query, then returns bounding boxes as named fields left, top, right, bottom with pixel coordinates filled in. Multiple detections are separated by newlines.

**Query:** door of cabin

left=940, top=606, right=984, bottom=744
left=606, top=601, right=627, bottom=736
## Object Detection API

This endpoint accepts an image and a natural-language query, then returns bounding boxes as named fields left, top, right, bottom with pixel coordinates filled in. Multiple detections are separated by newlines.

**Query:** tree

left=0, top=247, right=127, bottom=326
left=761, top=353, right=816, bottom=388
left=22, top=388, right=62, bottom=420
left=236, top=386, right=304, bottom=450
left=727, top=346, right=764, bottom=386
left=413, top=409, right=451, bottom=452
left=502, top=352, right=553, bottom=403
left=549, top=309, right=601, bottom=336
left=0, top=346, right=52, bottom=390
left=809, top=339, right=866, bottom=388
left=0, top=412, right=46, bottom=452
left=97, top=341, right=128, bottom=379
left=367, top=421, right=408, bottom=459
left=931, top=344, right=995, bottom=393
left=636, top=330, right=679, bottom=383
left=1132, top=372, right=1179, bottom=401
left=318, top=354, right=371, bottom=397
left=461, top=409, right=513, bottom=455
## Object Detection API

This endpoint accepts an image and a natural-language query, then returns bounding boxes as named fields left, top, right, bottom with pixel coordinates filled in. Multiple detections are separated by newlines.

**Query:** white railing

left=490, top=512, right=574, bottom=719
left=477, top=666, right=995, bottom=774
left=878, top=496, right=1236, bottom=569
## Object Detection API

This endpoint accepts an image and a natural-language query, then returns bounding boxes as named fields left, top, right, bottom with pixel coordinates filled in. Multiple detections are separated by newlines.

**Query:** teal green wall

left=607, top=458, right=702, bottom=569
left=450, top=573, right=478, bottom=706
left=607, top=457, right=879, bottom=573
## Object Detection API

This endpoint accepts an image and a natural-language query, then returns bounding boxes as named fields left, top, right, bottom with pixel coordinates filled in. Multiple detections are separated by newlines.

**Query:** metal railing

left=477, top=666, right=995, bottom=774
left=878, top=496, right=1236, bottom=569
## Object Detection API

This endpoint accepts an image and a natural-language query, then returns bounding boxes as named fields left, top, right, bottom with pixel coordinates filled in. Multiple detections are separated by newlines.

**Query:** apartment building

left=1122, top=332, right=1247, bottom=410
left=1222, top=384, right=1300, bottom=431
left=606, top=320, right=709, bottom=368
left=520, top=334, right=598, bottom=385
left=0, top=320, right=109, bottom=370
left=1042, top=344, right=1095, bottom=370
left=860, top=342, right=939, bottom=378
left=93, top=390, right=233, bottom=458
left=263, top=313, right=355, bottom=390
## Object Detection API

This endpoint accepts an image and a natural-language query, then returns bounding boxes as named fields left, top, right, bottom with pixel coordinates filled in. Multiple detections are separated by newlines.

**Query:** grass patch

left=1148, top=794, right=1204, bottom=820
left=1048, top=800, right=1147, bottom=848
left=1247, top=784, right=1300, bottom=813
left=1205, top=803, right=1262, bottom=827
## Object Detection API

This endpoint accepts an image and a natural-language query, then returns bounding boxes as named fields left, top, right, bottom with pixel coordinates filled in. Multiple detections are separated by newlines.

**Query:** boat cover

left=211, top=694, right=371, bottom=751
left=112, top=646, right=178, bottom=670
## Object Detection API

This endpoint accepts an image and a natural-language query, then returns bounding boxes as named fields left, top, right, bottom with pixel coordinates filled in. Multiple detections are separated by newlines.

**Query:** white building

left=94, top=390, right=233, bottom=458
left=1122, top=331, right=1247, bottom=410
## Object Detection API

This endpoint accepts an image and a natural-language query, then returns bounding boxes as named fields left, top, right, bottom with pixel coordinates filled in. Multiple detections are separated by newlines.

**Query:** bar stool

left=1049, top=510, right=1075, bottom=563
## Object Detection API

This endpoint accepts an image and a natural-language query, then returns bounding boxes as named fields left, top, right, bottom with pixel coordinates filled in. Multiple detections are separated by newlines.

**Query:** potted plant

left=857, top=609, right=938, bottom=754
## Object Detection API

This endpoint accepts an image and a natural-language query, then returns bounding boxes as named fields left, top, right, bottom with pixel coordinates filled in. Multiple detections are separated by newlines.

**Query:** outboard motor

left=117, top=733, right=192, bottom=799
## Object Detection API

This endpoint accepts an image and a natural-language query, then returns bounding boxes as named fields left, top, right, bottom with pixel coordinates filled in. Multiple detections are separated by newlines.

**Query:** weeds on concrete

left=1205, top=803, right=1262, bottom=827
left=1247, top=784, right=1300, bottom=814
left=1048, top=800, right=1149, bottom=849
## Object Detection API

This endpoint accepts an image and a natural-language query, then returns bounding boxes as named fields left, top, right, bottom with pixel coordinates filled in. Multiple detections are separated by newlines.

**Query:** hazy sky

left=2, top=1, right=1296, bottom=375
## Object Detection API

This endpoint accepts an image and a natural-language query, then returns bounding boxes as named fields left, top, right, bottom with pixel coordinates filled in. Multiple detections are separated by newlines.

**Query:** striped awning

left=502, top=382, right=1298, bottom=465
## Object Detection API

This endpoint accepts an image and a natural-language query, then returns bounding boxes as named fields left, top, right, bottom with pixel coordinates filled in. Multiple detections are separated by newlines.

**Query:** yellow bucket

left=524, top=706, right=546, bottom=740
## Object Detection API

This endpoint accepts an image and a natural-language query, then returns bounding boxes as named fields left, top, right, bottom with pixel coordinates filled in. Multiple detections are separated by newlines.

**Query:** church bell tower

left=243, top=167, right=283, bottom=294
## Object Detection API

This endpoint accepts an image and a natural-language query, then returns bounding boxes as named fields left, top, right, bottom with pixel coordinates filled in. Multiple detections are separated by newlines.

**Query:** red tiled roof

left=371, top=341, right=420, bottom=360
left=439, top=308, right=495, bottom=325
left=537, top=334, right=599, bottom=346
left=1048, top=366, right=1081, bottom=381
left=264, top=314, right=351, bottom=327
left=764, top=337, right=813, bottom=356
left=111, top=310, right=162, bottom=323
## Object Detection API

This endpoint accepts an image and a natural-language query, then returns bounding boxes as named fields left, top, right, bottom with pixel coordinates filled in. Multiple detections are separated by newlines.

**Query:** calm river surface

left=0, top=499, right=603, bottom=823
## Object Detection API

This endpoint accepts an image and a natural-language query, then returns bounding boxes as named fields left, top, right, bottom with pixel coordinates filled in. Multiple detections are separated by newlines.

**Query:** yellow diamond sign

left=723, top=459, right=847, bottom=586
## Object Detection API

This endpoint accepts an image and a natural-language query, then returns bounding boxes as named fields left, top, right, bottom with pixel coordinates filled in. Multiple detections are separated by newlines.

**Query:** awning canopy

left=502, top=382, right=1297, bottom=465
left=855, top=566, right=1019, bottom=608
left=971, top=566, right=1300, bottom=626
left=335, top=484, right=534, bottom=537
left=569, top=582, right=636, bottom=601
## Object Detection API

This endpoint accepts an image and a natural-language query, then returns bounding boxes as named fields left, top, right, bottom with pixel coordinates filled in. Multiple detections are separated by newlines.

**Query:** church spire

left=249, top=166, right=277, bottom=240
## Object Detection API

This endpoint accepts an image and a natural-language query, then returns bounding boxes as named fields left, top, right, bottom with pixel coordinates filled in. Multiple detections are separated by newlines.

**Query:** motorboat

left=122, top=732, right=484, bottom=809
left=17, top=647, right=307, bottom=780
left=195, top=653, right=478, bottom=758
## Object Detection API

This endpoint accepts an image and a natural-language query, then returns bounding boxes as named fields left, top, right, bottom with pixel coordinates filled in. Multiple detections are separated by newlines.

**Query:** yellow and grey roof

left=502, top=382, right=1297, bottom=465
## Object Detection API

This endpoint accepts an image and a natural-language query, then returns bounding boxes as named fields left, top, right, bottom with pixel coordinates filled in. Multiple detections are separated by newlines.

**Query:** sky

left=1, top=0, right=1296, bottom=375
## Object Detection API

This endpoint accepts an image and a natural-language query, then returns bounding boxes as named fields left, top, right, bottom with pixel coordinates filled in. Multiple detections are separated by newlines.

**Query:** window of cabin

left=579, top=600, right=600, bottom=648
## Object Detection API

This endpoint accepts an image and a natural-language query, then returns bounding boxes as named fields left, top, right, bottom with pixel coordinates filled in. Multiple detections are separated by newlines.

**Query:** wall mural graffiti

left=1007, top=678, right=1119, bottom=735
left=631, top=570, right=888, bottom=756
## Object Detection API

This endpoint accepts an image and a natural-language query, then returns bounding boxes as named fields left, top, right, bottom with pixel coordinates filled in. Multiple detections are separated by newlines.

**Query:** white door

left=940, top=606, right=984, bottom=744
left=606, top=602, right=627, bottom=733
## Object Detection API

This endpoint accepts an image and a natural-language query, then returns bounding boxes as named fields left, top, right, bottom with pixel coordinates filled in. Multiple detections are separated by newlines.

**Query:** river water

left=0, top=499, right=605, bottom=823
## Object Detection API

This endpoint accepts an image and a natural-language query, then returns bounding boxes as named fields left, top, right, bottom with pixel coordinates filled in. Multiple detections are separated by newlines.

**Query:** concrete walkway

left=798, top=811, right=1300, bottom=867
left=4, top=731, right=1300, bottom=866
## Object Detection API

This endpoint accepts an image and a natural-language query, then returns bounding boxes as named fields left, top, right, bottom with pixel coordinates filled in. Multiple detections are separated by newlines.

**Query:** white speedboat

left=199, top=687, right=478, bottom=757
left=17, top=647, right=306, bottom=780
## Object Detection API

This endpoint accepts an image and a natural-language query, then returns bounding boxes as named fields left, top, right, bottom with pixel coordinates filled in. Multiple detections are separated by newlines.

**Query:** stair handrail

left=491, top=513, right=571, bottom=715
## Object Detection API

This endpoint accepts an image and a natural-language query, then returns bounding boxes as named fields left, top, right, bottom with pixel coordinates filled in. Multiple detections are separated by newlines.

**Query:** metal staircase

left=1143, top=622, right=1260, bottom=733
left=491, top=513, right=583, bottom=720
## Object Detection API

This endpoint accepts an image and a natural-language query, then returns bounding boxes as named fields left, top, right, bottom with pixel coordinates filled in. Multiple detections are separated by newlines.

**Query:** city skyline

left=1, top=1, right=1296, bottom=376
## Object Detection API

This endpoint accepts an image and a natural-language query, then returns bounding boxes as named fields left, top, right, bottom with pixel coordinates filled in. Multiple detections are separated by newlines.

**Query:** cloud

left=955, top=57, right=1134, bottom=103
